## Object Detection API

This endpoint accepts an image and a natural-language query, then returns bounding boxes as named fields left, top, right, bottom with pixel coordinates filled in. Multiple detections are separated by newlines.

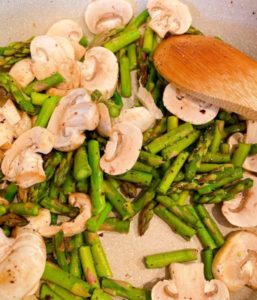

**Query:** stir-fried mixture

left=0, top=0, right=256, bottom=299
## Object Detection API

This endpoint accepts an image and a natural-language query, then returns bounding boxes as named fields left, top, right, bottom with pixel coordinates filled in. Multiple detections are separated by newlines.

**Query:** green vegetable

left=35, top=96, right=59, bottom=127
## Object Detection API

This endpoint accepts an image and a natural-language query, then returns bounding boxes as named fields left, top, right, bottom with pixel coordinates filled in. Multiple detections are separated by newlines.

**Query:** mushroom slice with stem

left=85, top=0, right=133, bottom=34
left=137, top=84, right=163, bottom=120
left=0, top=228, right=46, bottom=300
left=81, top=47, right=119, bottom=99
left=9, top=59, right=35, bottom=88
left=222, top=172, right=257, bottom=227
left=163, top=84, right=219, bottom=125
left=47, top=19, right=85, bottom=60
left=0, top=99, right=21, bottom=126
left=147, top=0, right=192, bottom=38
left=100, top=122, right=143, bottom=175
left=97, top=102, right=112, bottom=137
left=152, top=263, right=230, bottom=300
left=1, top=127, right=54, bottom=188
left=113, top=107, right=155, bottom=132
left=47, top=88, right=99, bottom=152
left=213, top=230, right=257, bottom=292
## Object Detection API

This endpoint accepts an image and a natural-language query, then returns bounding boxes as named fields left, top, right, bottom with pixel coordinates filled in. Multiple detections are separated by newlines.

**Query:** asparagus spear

left=87, top=202, right=113, bottom=232
left=88, top=140, right=105, bottom=215
left=76, top=179, right=89, bottom=193
left=100, top=217, right=130, bottom=233
left=120, top=53, right=132, bottom=98
left=202, top=152, right=231, bottom=163
left=146, top=122, right=194, bottom=154
left=62, top=175, right=76, bottom=195
left=85, top=232, right=113, bottom=278
left=40, top=283, right=63, bottom=300
left=138, top=201, right=156, bottom=236
left=220, top=143, right=230, bottom=154
left=145, top=248, right=198, bottom=269
left=53, top=231, right=69, bottom=272
left=218, top=111, right=238, bottom=124
left=143, top=22, right=154, bottom=53
left=185, top=129, right=212, bottom=181
left=158, top=152, right=189, bottom=194
left=0, top=205, right=7, bottom=216
left=102, top=278, right=151, bottom=300
left=73, top=145, right=92, bottom=181
left=197, top=163, right=233, bottom=173
left=133, top=178, right=160, bottom=214
left=120, top=182, right=138, bottom=198
left=42, top=261, right=90, bottom=298
left=0, top=72, right=36, bottom=114
left=31, top=92, right=49, bottom=105
left=125, top=9, right=149, bottom=31
left=24, top=72, right=64, bottom=95
left=92, top=289, right=113, bottom=300
left=167, top=116, right=179, bottom=131
left=132, top=161, right=153, bottom=174
left=139, top=151, right=164, bottom=167
left=232, top=143, right=251, bottom=167
left=202, top=249, right=214, bottom=280
left=104, top=179, right=134, bottom=220
left=54, top=152, right=73, bottom=187
left=40, top=197, right=79, bottom=218
left=127, top=43, right=137, bottom=70
left=35, top=95, right=59, bottom=127
left=162, top=131, right=200, bottom=160
left=143, top=117, right=167, bottom=145
left=44, top=151, right=63, bottom=180
left=70, top=249, right=82, bottom=279
left=223, top=122, right=246, bottom=138
left=47, top=283, right=84, bottom=300
left=210, top=120, right=224, bottom=153
left=3, top=183, right=17, bottom=202
left=9, top=202, right=39, bottom=216
left=154, top=205, right=196, bottom=240
left=79, top=36, right=88, bottom=47
left=195, top=205, right=224, bottom=247
left=104, top=29, right=141, bottom=53
left=115, top=170, right=153, bottom=186
left=79, top=246, right=100, bottom=288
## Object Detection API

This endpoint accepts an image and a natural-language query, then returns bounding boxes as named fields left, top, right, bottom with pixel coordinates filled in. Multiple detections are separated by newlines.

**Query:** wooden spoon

left=153, top=35, right=257, bottom=120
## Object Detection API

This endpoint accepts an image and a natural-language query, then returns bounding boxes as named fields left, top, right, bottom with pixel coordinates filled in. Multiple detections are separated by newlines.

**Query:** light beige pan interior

left=1, top=1, right=257, bottom=299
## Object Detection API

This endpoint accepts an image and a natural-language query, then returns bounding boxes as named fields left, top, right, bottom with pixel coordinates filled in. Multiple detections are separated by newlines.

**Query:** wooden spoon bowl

left=153, top=35, right=257, bottom=120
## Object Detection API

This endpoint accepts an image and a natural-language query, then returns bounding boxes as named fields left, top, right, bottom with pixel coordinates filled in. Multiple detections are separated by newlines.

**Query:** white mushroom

left=9, top=59, right=35, bottom=88
left=81, top=47, right=118, bottom=99
left=100, top=122, right=143, bottom=175
left=137, top=84, right=163, bottom=119
left=152, top=263, right=230, bottom=300
left=228, top=132, right=244, bottom=153
left=1, top=127, right=54, bottom=188
left=0, top=228, right=46, bottom=300
left=213, top=230, right=257, bottom=292
left=23, top=194, right=92, bottom=238
left=114, top=107, right=155, bottom=132
left=47, top=88, right=99, bottom=151
left=55, top=59, right=81, bottom=90
left=52, top=36, right=75, bottom=61
left=163, top=84, right=219, bottom=125
left=0, top=114, right=14, bottom=149
left=97, top=102, right=112, bottom=137
left=222, top=172, right=257, bottom=227
left=47, top=19, right=83, bottom=42
left=147, top=0, right=192, bottom=38
left=245, top=120, right=257, bottom=144
left=13, top=112, right=32, bottom=138
left=47, top=19, right=85, bottom=60
left=85, top=0, right=133, bottom=34
left=0, top=99, right=21, bottom=126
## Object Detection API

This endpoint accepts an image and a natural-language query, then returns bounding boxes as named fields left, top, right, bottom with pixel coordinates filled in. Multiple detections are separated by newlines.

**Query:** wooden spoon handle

left=153, top=35, right=257, bottom=120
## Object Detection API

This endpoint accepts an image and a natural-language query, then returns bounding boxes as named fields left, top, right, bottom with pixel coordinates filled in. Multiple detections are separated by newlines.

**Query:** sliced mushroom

left=52, top=36, right=75, bottom=61
left=9, top=59, right=35, bottom=88
left=13, top=112, right=32, bottom=138
left=228, top=132, right=244, bottom=153
left=152, top=263, right=230, bottom=300
left=137, top=84, right=163, bottom=119
left=97, top=102, right=112, bottom=137
left=213, top=230, right=257, bottom=292
left=245, top=120, right=257, bottom=144
left=100, top=122, right=143, bottom=175
left=0, top=114, right=14, bottom=149
left=1, top=127, right=54, bottom=188
left=0, top=99, right=21, bottom=126
left=163, top=84, right=219, bottom=125
left=147, top=0, right=192, bottom=38
left=85, top=0, right=133, bottom=34
left=47, top=88, right=99, bottom=151
left=47, top=88, right=69, bottom=98
left=113, top=107, right=155, bottom=132
left=47, top=19, right=83, bottom=42
left=55, top=59, right=81, bottom=90
left=222, top=172, right=257, bottom=227
left=81, top=47, right=118, bottom=99
left=47, top=19, right=85, bottom=60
